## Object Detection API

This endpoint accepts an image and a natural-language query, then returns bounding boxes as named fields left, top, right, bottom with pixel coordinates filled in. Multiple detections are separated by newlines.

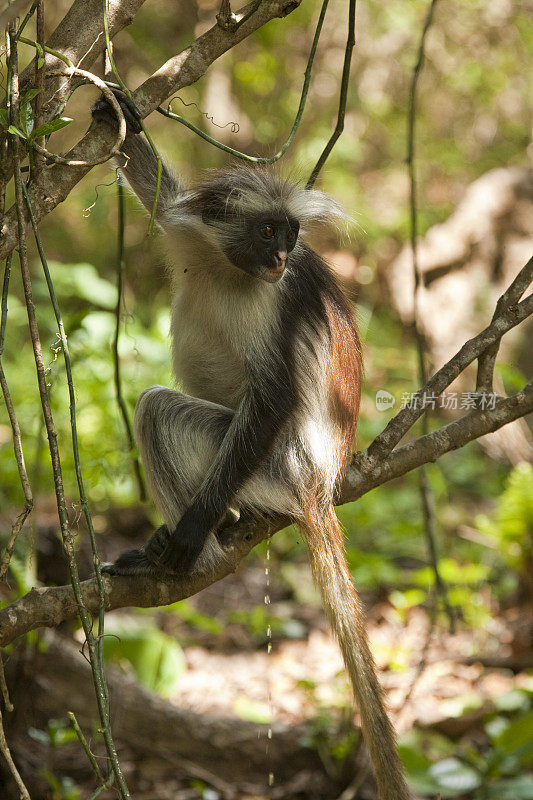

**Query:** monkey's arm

left=160, top=357, right=299, bottom=573
left=92, top=93, right=183, bottom=222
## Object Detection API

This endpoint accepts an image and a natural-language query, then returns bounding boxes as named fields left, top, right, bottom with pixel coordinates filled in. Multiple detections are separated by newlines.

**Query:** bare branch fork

left=0, top=0, right=303, bottom=261
left=0, top=255, right=531, bottom=647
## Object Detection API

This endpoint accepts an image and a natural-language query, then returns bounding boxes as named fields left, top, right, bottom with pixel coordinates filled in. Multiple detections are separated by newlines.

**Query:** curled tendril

left=167, top=95, right=240, bottom=134
left=83, top=172, right=120, bottom=217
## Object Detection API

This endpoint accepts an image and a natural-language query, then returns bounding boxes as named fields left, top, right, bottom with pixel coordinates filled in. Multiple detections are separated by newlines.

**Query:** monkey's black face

left=223, top=216, right=300, bottom=282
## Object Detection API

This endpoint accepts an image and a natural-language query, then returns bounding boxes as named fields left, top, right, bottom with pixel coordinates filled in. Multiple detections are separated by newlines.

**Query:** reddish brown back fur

left=326, top=298, right=362, bottom=477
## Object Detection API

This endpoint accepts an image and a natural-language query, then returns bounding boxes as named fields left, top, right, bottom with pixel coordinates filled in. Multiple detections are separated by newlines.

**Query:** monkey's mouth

left=261, top=264, right=285, bottom=283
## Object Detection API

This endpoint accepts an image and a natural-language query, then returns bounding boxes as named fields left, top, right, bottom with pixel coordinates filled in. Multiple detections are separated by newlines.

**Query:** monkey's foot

left=102, top=525, right=174, bottom=577
left=101, top=524, right=203, bottom=578
left=101, top=547, right=159, bottom=577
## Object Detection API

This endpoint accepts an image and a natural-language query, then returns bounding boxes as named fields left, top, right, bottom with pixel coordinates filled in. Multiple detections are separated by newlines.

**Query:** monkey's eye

left=287, top=229, right=297, bottom=244
left=261, top=225, right=275, bottom=239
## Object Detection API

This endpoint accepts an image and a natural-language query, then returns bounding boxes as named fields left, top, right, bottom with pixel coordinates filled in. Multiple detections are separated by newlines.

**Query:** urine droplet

left=265, top=538, right=275, bottom=790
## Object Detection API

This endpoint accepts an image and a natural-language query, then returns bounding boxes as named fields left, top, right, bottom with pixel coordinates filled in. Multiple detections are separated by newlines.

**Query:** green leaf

left=486, top=776, right=533, bottom=799
left=7, top=125, right=27, bottom=139
left=19, top=99, right=34, bottom=137
left=31, top=117, right=73, bottom=140
left=494, top=688, right=532, bottom=713
left=398, top=744, right=433, bottom=773
left=48, top=261, right=118, bottom=310
left=429, top=757, right=482, bottom=796
left=398, top=745, right=442, bottom=797
left=0, top=109, right=8, bottom=127
left=164, top=599, right=224, bottom=634
left=495, top=710, right=533, bottom=765
left=103, top=621, right=185, bottom=696
left=23, top=88, right=41, bottom=103
left=233, top=696, right=270, bottom=723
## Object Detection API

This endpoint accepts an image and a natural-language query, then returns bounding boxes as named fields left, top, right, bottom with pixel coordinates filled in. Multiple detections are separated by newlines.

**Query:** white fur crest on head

left=212, top=165, right=346, bottom=225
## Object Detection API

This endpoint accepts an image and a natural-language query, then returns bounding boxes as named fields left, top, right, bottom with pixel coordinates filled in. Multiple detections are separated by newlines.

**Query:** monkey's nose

left=275, top=251, right=287, bottom=267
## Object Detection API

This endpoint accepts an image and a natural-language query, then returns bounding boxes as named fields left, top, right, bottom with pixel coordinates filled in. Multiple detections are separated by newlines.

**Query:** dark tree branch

left=368, top=258, right=532, bottom=459
left=0, top=0, right=303, bottom=262
left=343, top=383, right=533, bottom=502
left=1, top=379, right=531, bottom=647
left=476, top=255, right=533, bottom=394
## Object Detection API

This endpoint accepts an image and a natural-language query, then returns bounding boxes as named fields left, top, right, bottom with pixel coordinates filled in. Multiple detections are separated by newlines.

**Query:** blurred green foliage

left=400, top=684, right=533, bottom=798
left=103, top=617, right=186, bottom=695
left=476, top=462, right=533, bottom=573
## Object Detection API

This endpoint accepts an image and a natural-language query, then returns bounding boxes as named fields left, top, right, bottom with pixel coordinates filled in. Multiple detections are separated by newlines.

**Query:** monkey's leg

left=104, top=386, right=297, bottom=577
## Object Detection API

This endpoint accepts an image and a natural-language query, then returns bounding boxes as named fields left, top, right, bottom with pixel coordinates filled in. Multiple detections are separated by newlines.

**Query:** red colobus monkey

left=92, top=94, right=411, bottom=800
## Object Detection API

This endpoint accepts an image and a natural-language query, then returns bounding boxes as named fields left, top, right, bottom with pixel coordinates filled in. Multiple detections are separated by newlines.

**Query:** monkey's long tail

left=301, top=506, right=411, bottom=800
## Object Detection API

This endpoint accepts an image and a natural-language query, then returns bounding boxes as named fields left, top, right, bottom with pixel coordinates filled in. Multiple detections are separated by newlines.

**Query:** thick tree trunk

left=3, top=633, right=362, bottom=798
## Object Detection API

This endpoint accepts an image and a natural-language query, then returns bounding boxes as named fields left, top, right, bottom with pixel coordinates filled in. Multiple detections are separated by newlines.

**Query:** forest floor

left=2, top=513, right=533, bottom=800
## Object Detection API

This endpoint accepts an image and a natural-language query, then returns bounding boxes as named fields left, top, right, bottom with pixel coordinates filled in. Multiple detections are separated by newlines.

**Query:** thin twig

left=113, top=181, right=146, bottom=501
left=16, top=35, right=126, bottom=166
left=21, top=182, right=130, bottom=793
left=8, top=25, right=130, bottom=799
left=395, top=600, right=436, bottom=724
left=0, top=654, right=12, bottom=712
left=158, top=0, right=330, bottom=165
left=16, top=58, right=127, bottom=166
left=86, top=775, right=115, bottom=800
left=306, top=0, right=356, bottom=188
left=0, top=356, right=34, bottom=579
left=334, top=754, right=370, bottom=800
left=233, top=0, right=263, bottom=30
left=31, top=0, right=45, bottom=178
left=101, top=0, right=162, bottom=233
left=0, top=36, right=31, bottom=800
left=407, top=0, right=439, bottom=364
left=0, top=52, right=33, bottom=581
left=406, top=0, right=453, bottom=630
left=477, top=253, right=533, bottom=394
left=68, top=712, right=106, bottom=784
left=216, top=0, right=236, bottom=29
left=0, top=705, right=30, bottom=799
